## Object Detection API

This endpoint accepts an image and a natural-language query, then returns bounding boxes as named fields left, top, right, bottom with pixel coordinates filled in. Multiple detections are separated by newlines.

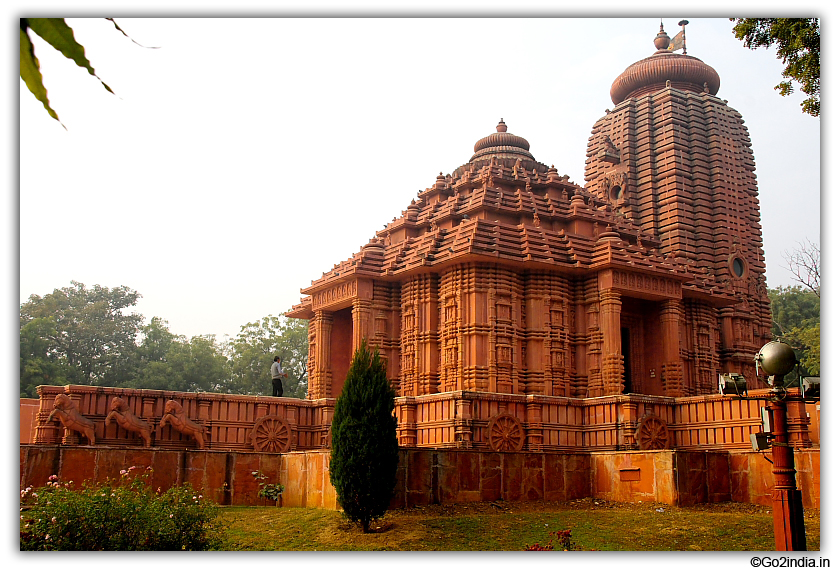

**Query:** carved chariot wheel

left=635, top=414, right=670, bottom=450
left=486, top=413, right=525, bottom=452
left=251, top=415, right=293, bottom=453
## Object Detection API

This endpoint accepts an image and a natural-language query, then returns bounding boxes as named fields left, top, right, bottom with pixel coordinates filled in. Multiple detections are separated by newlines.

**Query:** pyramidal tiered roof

left=288, top=118, right=736, bottom=318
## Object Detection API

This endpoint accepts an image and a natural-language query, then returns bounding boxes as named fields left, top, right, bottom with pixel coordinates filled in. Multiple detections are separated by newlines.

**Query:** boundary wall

left=27, top=385, right=818, bottom=452
left=20, top=446, right=819, bottom=510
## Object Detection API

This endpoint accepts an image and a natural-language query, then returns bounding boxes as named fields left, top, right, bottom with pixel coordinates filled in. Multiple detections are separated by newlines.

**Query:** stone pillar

left=34, top=386, right=64, bottom=444
left=198, top=398, right=212, bottom=421
left=141, top=394, right=157, bottom=421
left=620, top=400, right=639, bottom=449
left=525, top=396, right=543, bottom=451
left=310, top=310, right=334, bottom=399
left=599, top=289, right=624, bottom=395
left=255, top=400, right=270, bottom=420
left=660, top=300, right=686, bottom=397
left=352, top=298, right=373, bottom=351
left=719, top=307, right=736, bottom=372
left=454, top=394, right=474, bottom=448
left=396, top=397, right=418, bottom=447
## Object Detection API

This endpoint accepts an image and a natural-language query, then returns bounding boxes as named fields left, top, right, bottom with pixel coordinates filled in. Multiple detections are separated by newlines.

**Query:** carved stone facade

left=286, top=25, right=773, bottom=449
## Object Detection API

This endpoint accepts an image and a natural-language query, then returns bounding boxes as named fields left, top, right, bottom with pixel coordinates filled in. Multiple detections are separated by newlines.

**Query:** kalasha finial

left=497, top=119, right=507, bottom=132
left=654, top=22, right=671, bottom=51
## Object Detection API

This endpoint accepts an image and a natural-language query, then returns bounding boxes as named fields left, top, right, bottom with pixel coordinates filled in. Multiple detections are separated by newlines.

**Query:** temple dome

left=609, top=25, right=721, bottom=105
left=469, top=119, right=536, bottom=163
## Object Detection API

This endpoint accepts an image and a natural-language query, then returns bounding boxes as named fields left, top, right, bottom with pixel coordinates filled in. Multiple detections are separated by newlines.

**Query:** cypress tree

left=328, top=340, right=399, bottom=532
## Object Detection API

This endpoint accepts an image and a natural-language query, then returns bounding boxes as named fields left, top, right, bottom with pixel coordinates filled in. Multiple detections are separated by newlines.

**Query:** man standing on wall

left=271, top=356, right=288, bottom=397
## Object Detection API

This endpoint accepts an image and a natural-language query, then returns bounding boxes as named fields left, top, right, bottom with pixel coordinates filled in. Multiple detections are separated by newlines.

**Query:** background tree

left=124, top=327, right=232, bottom=393
left=768, top=285, right=820, bottom=383
left=227, top=316, right=308, bottom=397
left=783, top=238, right=820, bottom=297
left=20, top=283, right=310, bottom=398
left=329, top=340, right=399, bottom=533
left=731, top=18, right=820, bottom=117
left=20, top=317, right=69, bottom=397
left=20, top=281, right=144, bottom=389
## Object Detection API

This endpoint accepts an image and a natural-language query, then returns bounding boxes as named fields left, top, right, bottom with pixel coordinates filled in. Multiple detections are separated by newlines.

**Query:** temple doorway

left=329, top=307, right=353, bottom=397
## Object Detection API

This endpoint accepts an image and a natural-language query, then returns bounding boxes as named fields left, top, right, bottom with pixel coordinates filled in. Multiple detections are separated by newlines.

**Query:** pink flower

left=51, top=517, right=57, bottom=523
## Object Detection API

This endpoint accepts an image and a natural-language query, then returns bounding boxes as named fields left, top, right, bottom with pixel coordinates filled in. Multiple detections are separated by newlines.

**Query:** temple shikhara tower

left=288, top=24, right=772, bottom=418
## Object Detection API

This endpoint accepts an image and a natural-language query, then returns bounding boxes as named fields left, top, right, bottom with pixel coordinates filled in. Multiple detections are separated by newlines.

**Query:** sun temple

left=22, top=24, right=817, bottom=511
left=287, top=22, right=773, bottom=439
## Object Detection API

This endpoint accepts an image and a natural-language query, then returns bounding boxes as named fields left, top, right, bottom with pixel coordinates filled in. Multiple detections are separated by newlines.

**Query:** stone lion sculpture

left=105, top=396, right=153, bottom=447
left=47, top=394, right=96, bottom=445
left=159, top=400, right=207, bottom=449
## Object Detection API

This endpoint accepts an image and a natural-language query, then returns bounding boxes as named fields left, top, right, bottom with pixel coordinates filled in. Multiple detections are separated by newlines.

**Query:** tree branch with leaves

left=731, top=18, right=820, bottom=117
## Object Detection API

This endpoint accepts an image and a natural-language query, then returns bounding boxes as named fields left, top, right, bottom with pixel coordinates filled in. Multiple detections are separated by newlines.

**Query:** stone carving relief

left=486, top=413, right=525, bottom=452
left=160, top=400, right=208, bottom=449
left=105, top=397, right=152, bottom=447
left=612, top=270, right=680, bottom=298
left=250, top=414, right=293, bottom=453
left=47, top=394, right=96, bottom=444
left=311, top=280, right=358, bottom=310
left=635, top=414, right=669, bottom=450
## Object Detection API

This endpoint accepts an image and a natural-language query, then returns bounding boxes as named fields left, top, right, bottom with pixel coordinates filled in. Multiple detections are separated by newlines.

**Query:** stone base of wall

left=20, top=445, right=819, bottom=510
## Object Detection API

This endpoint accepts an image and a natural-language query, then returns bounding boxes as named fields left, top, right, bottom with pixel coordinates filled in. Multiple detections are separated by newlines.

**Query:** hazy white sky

left=18, top=16, right=821, bottom=342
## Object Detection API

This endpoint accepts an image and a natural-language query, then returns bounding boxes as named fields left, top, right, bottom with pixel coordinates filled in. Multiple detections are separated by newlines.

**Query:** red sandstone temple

left=286, top=23, right=773, bottom=449
left=22, top=25, right=818, bottom=510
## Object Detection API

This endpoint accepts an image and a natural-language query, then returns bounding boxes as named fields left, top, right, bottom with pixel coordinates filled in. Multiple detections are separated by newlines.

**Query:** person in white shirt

left=270, top=356, right=288, bottom=397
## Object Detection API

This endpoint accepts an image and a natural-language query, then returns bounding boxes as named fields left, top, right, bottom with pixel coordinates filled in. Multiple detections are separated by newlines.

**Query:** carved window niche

left=497, top=300, right=512, bottom=322
left=375, top=312, right=387, bottom=337
left=550, top=301, right=564, bottom=327
left=552, top=350, right=565, bottom=369
left=444, top=297, right=457, bottom=324
left=401, top=351, right=415, bottom=373
left=698, top=326, right=710, bottom=349
left=444, top=347, right=458, bottom=367
left=497, top=344, right=513, bottom=364
left=402, top=306, right=415, bottom=331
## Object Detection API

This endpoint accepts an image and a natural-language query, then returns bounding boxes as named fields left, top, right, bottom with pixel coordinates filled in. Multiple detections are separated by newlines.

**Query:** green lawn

left=218, top=498, right=820, bottom=551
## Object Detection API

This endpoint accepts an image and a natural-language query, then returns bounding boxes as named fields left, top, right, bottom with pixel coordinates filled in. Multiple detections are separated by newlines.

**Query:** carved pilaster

left=352, top=298, right=373, bottom=351
left=310, top=310, right=334, bottom=400
left=599, top=288, right=624, bottom=395
left=620, top=400, right=639, bottom=449
left=454, top=395, right=473, bottom=448
left=525, top=396, right=543, bottom=451
left=660, top=299, right=686, bottom=397
left=396, top=398, right=418, bottom=447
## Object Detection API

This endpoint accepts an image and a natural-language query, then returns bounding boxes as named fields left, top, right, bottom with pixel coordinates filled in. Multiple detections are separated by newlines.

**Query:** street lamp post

left=767, top=390, right=807, bottom=550
left=720, top=340, right=811, bottom=551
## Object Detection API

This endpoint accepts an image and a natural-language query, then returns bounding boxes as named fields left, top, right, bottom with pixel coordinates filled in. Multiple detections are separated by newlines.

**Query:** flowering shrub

left=20, top=468, right=223, bottom=551
left=524, top=529, right=580, bottom=551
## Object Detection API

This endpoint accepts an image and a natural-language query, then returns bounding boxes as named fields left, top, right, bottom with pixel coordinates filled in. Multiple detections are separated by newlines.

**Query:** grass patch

left=218, top=498, right=820, bottom=551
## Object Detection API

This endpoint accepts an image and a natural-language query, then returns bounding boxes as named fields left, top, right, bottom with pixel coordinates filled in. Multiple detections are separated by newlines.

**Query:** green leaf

left=26, top=17, right=114, bottom=94
left=19, top=25, right=61, bottom=123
